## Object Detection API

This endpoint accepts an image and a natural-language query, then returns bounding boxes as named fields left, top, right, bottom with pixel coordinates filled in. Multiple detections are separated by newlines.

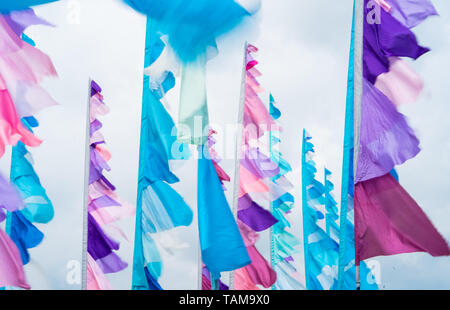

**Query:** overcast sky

left=0, top=0, right=449, bottom=290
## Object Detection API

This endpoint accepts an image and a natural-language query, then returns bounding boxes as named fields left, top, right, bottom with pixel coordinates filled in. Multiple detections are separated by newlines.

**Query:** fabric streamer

left=132, top=0, right=261, bottom=145
left=234, top=44, right=278, bottom=290
left=132, top=19, right=193, bottom=290
left=87, top=80, right=135, bottom=290
left=0, top=12, right=58, bottom=159
left=1, top=9, right=57, bottom=274
left=355, top=173, right=449, bottom=264
left=121, top=0, right=259, bottom=62
left=199, top=130, right=250, bottom=290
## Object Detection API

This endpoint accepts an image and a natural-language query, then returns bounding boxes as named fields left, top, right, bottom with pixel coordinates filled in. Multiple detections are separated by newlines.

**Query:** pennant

left=355, top=173, right=450, bottom=264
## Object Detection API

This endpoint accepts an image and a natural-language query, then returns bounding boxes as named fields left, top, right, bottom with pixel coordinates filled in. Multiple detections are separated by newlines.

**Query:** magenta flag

left=355, top=173, right=450, bottom=264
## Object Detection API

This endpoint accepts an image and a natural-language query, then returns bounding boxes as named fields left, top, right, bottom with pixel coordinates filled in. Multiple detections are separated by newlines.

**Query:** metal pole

left=81, top=78, right=92, bottom=290
left=229, top=41, right=248, bottom=290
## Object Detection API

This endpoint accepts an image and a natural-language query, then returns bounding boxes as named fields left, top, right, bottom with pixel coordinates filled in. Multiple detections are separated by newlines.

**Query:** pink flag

left=0, top=229, right=30, bottom=289
left=375, top=57, right=423, bottom=107
left=87, top=253, right=112, bottom=290
left=355, top=173, right=450, bottom=264
left=0, top=86, right=42, bottom=158
left=234, top=267, right=260, bottom=290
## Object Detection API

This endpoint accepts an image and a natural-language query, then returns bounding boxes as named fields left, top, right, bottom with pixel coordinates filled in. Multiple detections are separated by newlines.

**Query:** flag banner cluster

left=86, top=80, right=135, bottom=290
left=200, top=129, right=249, bottom=290
left=354, top=0, right=449, bottom=265
left=268, top=95, right=303, bottom=290
left=132, top=19, right=193, bottom=291
left=233, top=44, right=279, bottom=290
left=0, top=10, right=57, bottom=158
left=301, top=130, right=338, bottom=290
left=0, top=8, right=57, bottom=290
left=303, top=130, right=378, bottom=290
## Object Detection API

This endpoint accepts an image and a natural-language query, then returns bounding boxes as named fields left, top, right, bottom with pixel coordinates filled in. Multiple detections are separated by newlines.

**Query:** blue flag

left=197, top=145, right=250, bottom=279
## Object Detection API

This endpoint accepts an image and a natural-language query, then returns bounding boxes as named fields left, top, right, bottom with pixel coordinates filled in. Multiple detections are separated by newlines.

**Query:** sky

left=0, top=0, right=449, bottom=290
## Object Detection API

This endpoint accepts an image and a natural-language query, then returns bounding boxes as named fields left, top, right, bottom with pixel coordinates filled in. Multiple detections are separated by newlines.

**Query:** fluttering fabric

left=0, top=174, right=29, bottom=289
left=3, top=9, right=58, bottom=118
left=200, top=130, right=250, bottom=289
left=354, top=0, right=449, bottom=265
left=0, top=13, right=57, bottom=158
left=0, top=1, right=59, bottom=13
left=355, top=173, right=450, bottom=264
left=87, top=80, right=134, bottom=290
left=2, top=11, right=56, bottom=274
left=269, top=95, right=302, bottom=290
left=356, top=79, right=420, bottom=183
left=133, top=0, right=261, bottom=145
left=234, top=44, right=278, bottom=290
left=383, top=0, right=438, bottom=29
left=132, top=19, right=192, bottom=290
left=121, top=0, right=259, bottom=62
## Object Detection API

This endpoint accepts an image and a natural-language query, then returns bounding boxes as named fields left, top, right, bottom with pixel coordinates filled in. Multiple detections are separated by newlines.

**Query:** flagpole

left=269, top=105, right=276, bottom=290
left=81, top=78, right=92, bottom=290
left=354, top=0, right=364, bottom=291
left=229, top=41, right=248, bottom=290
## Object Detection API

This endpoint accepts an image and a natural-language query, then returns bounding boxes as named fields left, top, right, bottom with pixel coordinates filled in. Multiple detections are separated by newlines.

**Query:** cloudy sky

left=0, top=0, right=449, bottom=290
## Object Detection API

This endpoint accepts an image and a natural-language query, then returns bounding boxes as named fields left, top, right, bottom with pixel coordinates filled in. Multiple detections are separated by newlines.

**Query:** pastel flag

left=0, top=84, right=42, bottom=158
left=388, top=0, right=438, bottom=29
left=87, top=253, right=112, bottom=290
left=0, top=229, right=30, bottom=289
left=356, top=79, right=420, bottom=183
left=198, top=145, right=250, bottom=278
left=243, top=245, right=277, bottom=288
left=354, top=173, right=450, bottom=264
left=234, top=267, right=260, bottom=290
left=0, top=173, right=24, bottom=215
left=4, top=9, right=53, bottom=36
left=0, top=0, right=59, bottom=12
left=374, top=57, right=423, bottom=107
left=177, top=52, right=209, bottom=145
left=0, top=175, right=29, bottom=289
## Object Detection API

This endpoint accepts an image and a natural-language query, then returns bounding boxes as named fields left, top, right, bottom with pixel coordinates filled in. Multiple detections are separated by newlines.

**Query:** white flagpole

left=354, top=0, right=364, bottom=291
left=81, top=78, right=92, bottom=290
left=229, top=41, right=248, bottom=290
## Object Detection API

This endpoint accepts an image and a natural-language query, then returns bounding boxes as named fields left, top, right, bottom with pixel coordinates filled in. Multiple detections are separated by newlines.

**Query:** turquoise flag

left=132, top=18, right=193, bottom=290
left=197, top=145, right=250, bottom=279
